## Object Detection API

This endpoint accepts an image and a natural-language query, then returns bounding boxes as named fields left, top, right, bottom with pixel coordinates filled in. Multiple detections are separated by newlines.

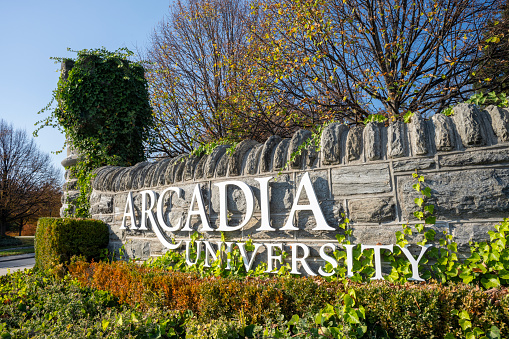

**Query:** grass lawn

left=0, top=247, right=34, bottom=257
left=0, top=236, right=34, bottom=250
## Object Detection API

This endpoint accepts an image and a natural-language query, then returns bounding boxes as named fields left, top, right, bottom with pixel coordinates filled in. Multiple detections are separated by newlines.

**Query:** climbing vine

left=36, top=47, right=153, bottom=217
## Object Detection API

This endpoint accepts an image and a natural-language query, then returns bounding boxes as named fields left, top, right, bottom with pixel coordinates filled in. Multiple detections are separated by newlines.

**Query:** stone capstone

left=260, top=135, right=282, bottom=173
left=452, top=103, right=486, bottom=147
left=288, top=129, right=312, bottom=169
left=485, top=105, right=509, bottom=143
left=388, top=121, right=405, bottom=158
left=321, top=123, right=348, bottom=165
left=409, top=112, right=428, bottom=155
left=205, top=145, right=229, bottom=178
left=229, top=140, right=259, bottom=176
left=364, top=122, right=382, bottom=161
left=432, top=114, right=456, bottom=152
left=346, top=125, right=364, bottom=161
left=273, top=138, right=290, bottom=171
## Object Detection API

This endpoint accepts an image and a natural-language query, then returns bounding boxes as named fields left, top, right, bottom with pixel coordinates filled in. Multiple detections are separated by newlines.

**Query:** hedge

left=35, top=218, right=109, bottom=271
left=68, top=260, right=509, bottom=338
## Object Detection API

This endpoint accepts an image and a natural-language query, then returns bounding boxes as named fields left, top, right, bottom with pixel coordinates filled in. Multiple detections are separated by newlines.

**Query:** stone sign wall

left=68, top=103, right=509, bottom=271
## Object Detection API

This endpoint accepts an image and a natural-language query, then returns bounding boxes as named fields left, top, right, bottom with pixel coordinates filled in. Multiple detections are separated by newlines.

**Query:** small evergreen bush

left=35, top=217, right=109, bottom=271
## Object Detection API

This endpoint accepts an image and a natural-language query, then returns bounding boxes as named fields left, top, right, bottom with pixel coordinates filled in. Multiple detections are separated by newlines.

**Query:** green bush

left=35, top=217, right=109, bottom=271
left=68, top=260, right=509, bottom=338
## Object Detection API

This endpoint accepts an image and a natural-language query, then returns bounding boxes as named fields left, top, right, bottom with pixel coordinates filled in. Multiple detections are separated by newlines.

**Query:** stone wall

left=87, top=103, right=509, bottom=269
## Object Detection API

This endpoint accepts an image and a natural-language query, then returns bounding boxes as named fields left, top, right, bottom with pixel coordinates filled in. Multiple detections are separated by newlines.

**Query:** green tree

left=0, top=120, right=61, bottom=237
left=246, top=0, right=501, bottom=122
left=474, top=1, right=509, bottom=93
left=37, top=48, right=153, bottom=217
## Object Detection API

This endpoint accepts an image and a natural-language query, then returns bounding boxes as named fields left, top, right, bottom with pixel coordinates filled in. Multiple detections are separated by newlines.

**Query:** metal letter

left=254, top=177, right=276, bottom=231
left=290, top=243, right=316, bottom=276
left=343, top=244, right=355, bottom=277
left=185, top=240, right=203, bottom=266
left=280, top=172, right=334, bottom=231
left=398, top=244, right=431, bottom=282
left=361, top=244, right=393, bottom=280
left=203, top=241, right=218, bottom=267
left=120, top=191, right=137, bottom=230
left=318, top=243, right=338, bottom=277
left=182, top=184, right=213, bottom=232
left=237, top=242, right=264, bottom=272
left=156, top=187, right=183, bottom=232
left=265, top=243, right=283, bottom=273
left=140, top=190, right=157, bottom=231
left=215, top=181, right=254, bottom=232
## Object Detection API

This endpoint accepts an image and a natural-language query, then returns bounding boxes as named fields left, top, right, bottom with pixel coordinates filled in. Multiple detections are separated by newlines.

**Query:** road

left=0, top=254, right=35, bottom=275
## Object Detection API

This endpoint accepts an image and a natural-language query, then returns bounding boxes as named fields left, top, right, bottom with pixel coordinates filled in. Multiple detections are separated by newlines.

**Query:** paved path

left=0, top=253, right=35, bottom=275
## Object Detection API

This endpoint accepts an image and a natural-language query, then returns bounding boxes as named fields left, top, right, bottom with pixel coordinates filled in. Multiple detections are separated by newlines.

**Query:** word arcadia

left=120, top=172, right=431, bottom=279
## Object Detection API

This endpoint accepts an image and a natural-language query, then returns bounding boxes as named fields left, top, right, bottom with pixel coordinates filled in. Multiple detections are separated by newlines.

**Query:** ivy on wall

left=36, top=48, right=153, bottom=217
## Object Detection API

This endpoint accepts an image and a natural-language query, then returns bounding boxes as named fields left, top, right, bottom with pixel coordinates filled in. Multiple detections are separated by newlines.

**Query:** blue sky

left=0, top=0, right=170, bottom=171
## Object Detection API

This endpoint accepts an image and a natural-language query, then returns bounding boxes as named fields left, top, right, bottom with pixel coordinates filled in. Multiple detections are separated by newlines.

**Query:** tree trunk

left=0, top=216, right=7, bottom=237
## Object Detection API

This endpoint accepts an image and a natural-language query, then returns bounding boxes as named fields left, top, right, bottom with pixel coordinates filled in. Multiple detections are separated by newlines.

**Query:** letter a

left=120, top=192, right=137, bottom=230
left=280, top=172, right=334, bottom=231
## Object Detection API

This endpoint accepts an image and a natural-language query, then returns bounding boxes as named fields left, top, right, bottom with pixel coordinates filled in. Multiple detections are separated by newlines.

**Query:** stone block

left=409, top=112, right=429, bottom=155
left=439, top=148, right=509, bottom=167
left=295, top=170, right=330, bottom=201
left=331, top=163, right=392, bottom=196
left=392, top=158, right=435, bottom=172
left=269, top=174, right=293, bottom=214
left=244, top=144, right=263, bottom=175
left=321, top=123, right=348, bottom=165
left=205, top=145, right=229, bottom=178
left=398, top=169, right=509, bottom=220
left=184, top=155, right=202, bottom=181
left=348, top=197, right=395, bottom=223
left=142, top=163, right=159, bottom=188
left=306, top=144, right=318, bottom=167
left=151, top=158, right=172, bottom=187
left=273, top=138, right=290, bottom=171
left=194, top=154, right=208, bottom=180
left=215, top=152, right=229, bottom=177
left=450, top=222, right=496, bottom=252
left=229, top=140, right=259, bottom=176
left=388, top=121, right=406, bottom=158
left=349, top=225, right=400, bottom=245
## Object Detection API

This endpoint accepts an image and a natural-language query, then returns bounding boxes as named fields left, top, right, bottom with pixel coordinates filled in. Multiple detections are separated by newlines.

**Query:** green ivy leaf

left=481, top=275, right=500, bottom=289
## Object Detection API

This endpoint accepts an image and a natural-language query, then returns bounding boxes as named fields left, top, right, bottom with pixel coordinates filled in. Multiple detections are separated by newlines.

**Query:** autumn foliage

left=68, top=259, right=509, bottom=337
left=144, top=0, right=507, bottom=157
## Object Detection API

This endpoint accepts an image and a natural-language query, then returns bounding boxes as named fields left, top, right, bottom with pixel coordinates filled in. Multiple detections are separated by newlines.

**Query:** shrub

left=35, top=217, right=109, bottom=271
left=67, top=260, right=509, bottom=338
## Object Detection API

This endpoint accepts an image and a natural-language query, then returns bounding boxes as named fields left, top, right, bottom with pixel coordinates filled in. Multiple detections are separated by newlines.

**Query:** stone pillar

left=60, top=142, right=79, bottom=217
left=59, top=60, right=79, bottom=217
